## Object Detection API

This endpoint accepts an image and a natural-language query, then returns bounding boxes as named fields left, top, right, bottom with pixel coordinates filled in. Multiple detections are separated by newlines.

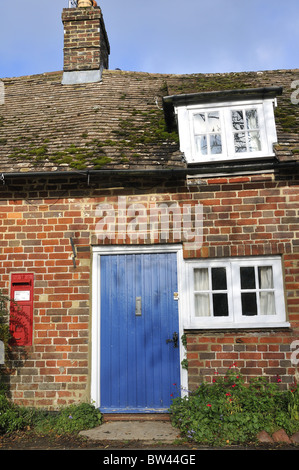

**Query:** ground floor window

left=185, top=256, right=288, bottom=329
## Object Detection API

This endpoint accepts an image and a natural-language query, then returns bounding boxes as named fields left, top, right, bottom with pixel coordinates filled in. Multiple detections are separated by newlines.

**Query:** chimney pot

left=77, top=0, right=93, bottom=7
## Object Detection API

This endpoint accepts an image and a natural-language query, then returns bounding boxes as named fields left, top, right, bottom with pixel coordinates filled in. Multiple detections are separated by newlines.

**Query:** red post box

left=9, top=273, right=34, bottom=346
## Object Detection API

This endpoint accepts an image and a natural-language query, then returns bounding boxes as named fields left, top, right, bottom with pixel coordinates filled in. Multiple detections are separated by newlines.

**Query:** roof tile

left=0, top=68, right=298, bottom=173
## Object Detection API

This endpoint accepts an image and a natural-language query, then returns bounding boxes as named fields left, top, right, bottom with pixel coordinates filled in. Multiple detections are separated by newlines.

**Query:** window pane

left=240, top=267, right=256, bottom=289
left=210, top=134, right=222, bottom=154
left=196, top=135, right=208, bottom=155
left=248, top=131, right=261, bottom=152
left=241, top=293, right=257, bottom=316
left=231, top=110, right=244, bottom=130
left=194, top=113, right=207, bottom=133
left=258, top=266, right=274, bottom=289
left=207, top=112, right=221, bottom=133
left=234, top=132, right=247, bottom=152
left=212, top=267, right=227, bottom=290
left=246, top=109, right=259, bottom=129
left=194, top=268, right=209, bottom=290
left=195, top=293, right=210, bottom=317
left=213, top=294, right=229, bottom=317
left=260, top=292, right=276, bottom=315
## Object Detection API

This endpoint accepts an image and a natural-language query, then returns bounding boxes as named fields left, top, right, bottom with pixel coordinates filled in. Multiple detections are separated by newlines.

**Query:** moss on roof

left=0, top=68, right=298, bottom=173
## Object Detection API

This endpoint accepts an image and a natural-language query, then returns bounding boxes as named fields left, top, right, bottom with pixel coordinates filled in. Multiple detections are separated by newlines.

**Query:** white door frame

left=90, top=244, right=188, bottom=409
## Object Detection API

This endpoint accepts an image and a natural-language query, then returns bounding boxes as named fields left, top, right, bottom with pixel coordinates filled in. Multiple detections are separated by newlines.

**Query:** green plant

left=53, top=402, right=102, bottom=433
left=0, top=395, right=102, bottom=436
left=170, top=364, right=299, bottom=446
left=0, top=392, right=34, bottom=434
left=288, top=386, right=299, bottom=421
left=0, top=291, right=12, bottom=368
left=180, top=334, right=188, bottom=370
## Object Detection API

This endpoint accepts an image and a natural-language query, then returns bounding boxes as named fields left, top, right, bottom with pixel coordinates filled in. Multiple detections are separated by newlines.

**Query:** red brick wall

left=0, top=170, right=298, bottom=407
left=186, top=330, right=297, bottom=391
left=184, top=170, right=299, bottom=390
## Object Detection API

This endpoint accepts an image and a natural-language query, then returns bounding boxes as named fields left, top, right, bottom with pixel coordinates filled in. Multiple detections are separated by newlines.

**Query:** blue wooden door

left=100, top=252, right=180, bottom=413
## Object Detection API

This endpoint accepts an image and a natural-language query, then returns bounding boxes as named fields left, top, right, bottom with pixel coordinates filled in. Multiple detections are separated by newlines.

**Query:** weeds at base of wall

left=1, top=367, right=299, bottom=446
left=0, top=394, right=102, bottom=436
left=170, top=364, right=299, bottom=446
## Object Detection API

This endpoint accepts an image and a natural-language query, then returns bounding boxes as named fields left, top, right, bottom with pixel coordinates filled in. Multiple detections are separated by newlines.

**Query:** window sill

left=187, top=152, right=275, bottom=165
left=184, top=321, right=291, bottom=331
left=185, top=156, right=279, bottom=175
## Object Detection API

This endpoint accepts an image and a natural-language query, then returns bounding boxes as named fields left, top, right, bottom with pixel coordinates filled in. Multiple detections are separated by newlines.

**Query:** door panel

left=100, top=252, right=180, bottom=413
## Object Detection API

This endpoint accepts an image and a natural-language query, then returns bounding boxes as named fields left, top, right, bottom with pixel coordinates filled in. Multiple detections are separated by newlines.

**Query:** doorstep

left=103, top=413, right=171, bottom=422
left=80, top=414, right=180, bottom=443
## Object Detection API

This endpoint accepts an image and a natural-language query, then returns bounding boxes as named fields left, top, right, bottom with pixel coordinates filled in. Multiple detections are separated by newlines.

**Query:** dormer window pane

left=207, top=112, right=221, bottom=132
left=246, top=109, right=259, bottom=129
left=231, top=110, right=245, bottom=130
left=194, top=113, right=206, bottom=133
left=248, top=131, right=261, bottom=152
left=234, top=132, right=247, bottom=153
left=231, top=108, right=262, bottom=154
left=194, top=111, right=222, bottom=156
left=196, top=135, right=208, bottom=155
left=210, top=134, right=222, bottom=154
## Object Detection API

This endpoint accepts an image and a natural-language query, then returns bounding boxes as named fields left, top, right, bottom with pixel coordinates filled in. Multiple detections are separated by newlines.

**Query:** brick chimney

left=61, top=1, right=110, bottom=84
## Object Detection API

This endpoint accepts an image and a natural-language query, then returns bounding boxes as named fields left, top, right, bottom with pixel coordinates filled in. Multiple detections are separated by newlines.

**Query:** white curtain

left=194, top=268, right=210, bottom=317
left=246, top=109, right=261, bottom=152
left=246, top=109, right=258, bottom=129
left=259, top=266, right=276, bottom=315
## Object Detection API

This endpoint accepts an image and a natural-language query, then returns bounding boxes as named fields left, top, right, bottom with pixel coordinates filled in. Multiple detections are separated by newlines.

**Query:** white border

left=91, top=244, right=188, bottom=409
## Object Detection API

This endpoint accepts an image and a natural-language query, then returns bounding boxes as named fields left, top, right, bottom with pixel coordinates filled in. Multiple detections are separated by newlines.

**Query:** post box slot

left=12, top=282, right=31, bottom=286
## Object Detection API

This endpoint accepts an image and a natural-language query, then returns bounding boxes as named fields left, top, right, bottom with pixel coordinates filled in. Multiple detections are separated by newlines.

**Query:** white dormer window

left=163, top=87, right=282, bottom=165
left=192, top=105, right=264, bottom=157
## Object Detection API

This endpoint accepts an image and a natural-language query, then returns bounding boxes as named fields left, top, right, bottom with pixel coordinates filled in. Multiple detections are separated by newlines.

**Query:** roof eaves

left=1, top=158, right=297, bottom=182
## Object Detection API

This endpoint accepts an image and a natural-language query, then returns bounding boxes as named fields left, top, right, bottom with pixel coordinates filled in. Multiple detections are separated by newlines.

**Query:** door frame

left=91, top=244, right=188, bottom=409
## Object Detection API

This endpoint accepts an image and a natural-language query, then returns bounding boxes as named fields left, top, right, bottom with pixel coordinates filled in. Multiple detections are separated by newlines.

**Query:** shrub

left=0, top=291, right=11, bottom=366
left=0, top=392, right=34, bottom=434
left=288, top=386, right=299, bottom=421
left=53, top=402, right=102, bottom=433
left=170, top=365, right=299, bottom=446
left=0, top=392, right=102, bottom=436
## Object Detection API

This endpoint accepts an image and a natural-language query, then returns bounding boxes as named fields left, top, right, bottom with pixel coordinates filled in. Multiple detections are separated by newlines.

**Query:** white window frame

left=184, top=256, right=289, bottom=329
left=175, top=98, right=278, bottom=164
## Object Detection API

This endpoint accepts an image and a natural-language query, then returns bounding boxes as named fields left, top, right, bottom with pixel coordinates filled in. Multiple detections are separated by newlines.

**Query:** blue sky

left=0, top=0, right=298, bottom=78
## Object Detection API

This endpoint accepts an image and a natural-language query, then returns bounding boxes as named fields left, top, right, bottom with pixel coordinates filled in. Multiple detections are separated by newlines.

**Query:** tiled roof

left=0, top=68, right=298, bottom=174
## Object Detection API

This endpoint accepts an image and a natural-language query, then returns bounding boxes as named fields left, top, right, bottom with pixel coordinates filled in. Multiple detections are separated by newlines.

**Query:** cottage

left=0, top=1, right=298, bottom=412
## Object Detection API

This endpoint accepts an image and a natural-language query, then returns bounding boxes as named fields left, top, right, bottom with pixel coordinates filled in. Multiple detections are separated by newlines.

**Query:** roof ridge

left=1, top=67, right=299, bottom=82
